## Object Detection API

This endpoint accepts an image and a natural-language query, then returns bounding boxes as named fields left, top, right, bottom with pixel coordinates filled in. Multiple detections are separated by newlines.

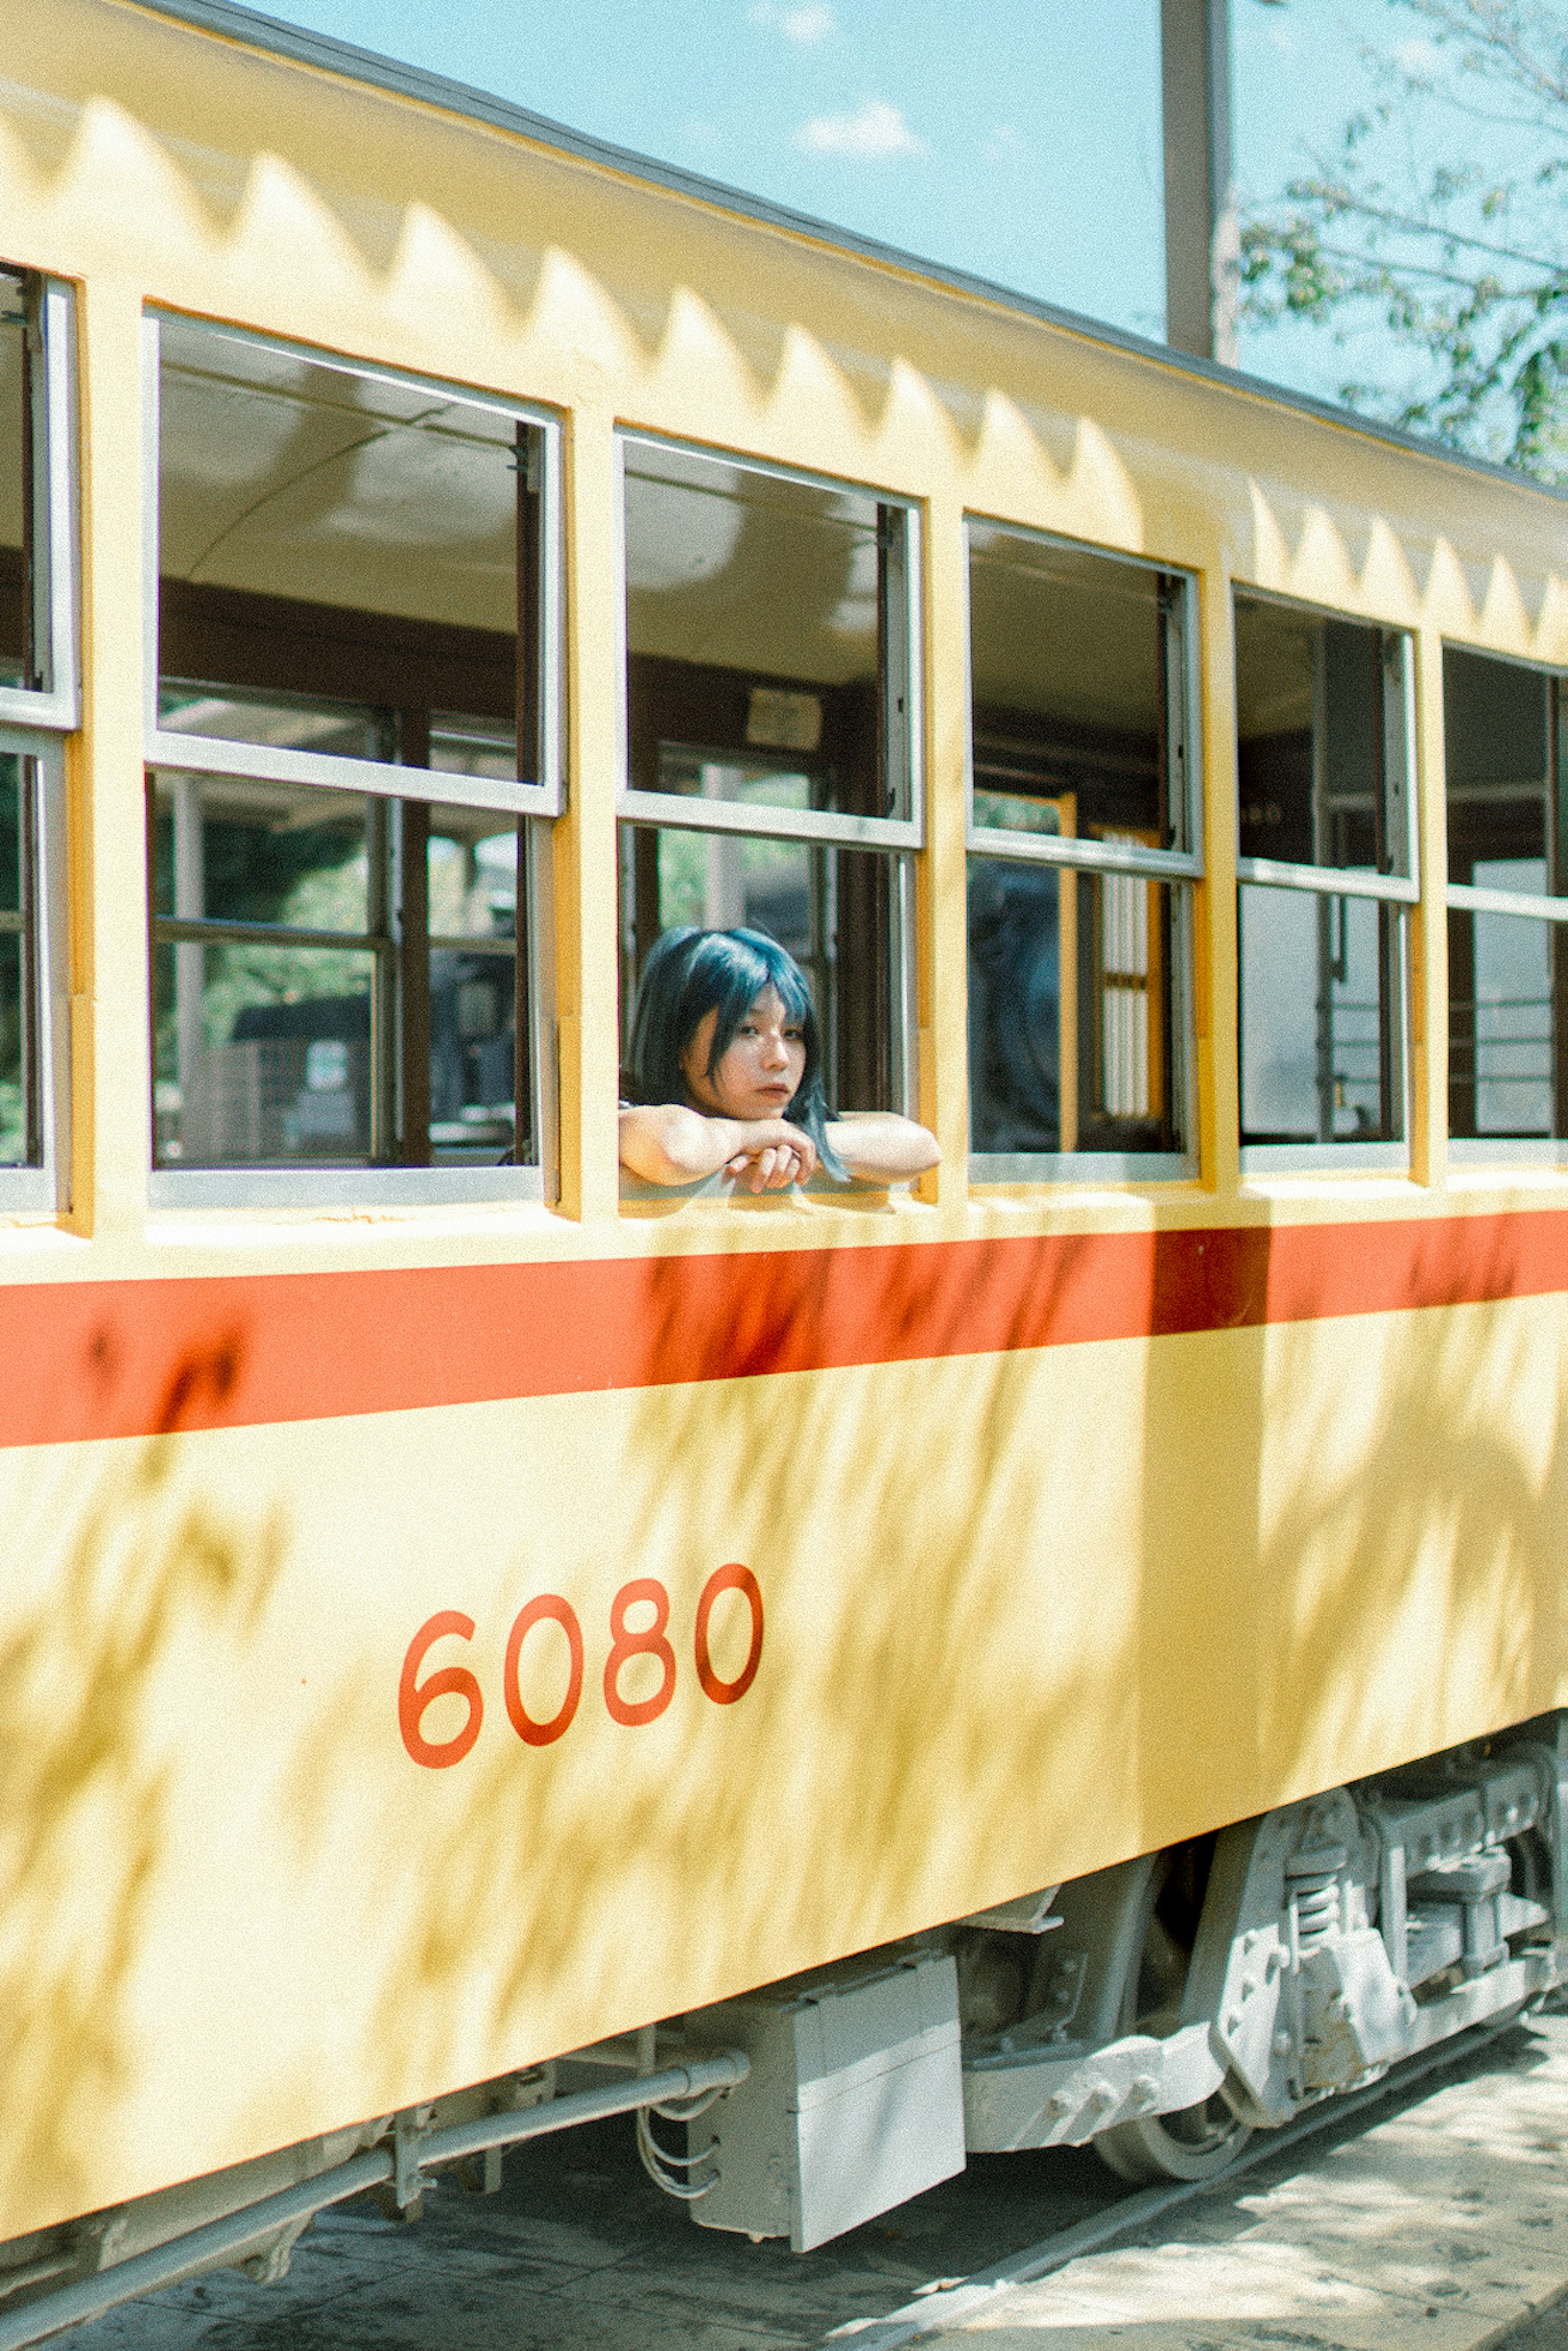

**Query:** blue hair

left=628, top=927, right=846, bottom=1181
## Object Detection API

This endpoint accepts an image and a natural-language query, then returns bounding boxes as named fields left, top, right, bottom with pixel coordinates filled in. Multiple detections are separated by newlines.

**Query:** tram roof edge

left=124, top=0, right=1563, bottom=504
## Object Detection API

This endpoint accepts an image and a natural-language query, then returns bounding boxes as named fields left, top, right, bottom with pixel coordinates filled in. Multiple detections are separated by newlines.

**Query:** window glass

left=0, top=271, right=28, bottom=691
left=623, top=443, right=911, bottom=824
left=1444, top=649, right=1565, bottom=1140
left=156, top=321, right=529, bottom=780
left=967, top=528, right=1185, bottom=850
left=151, top=771, right=526, bottom=1168
left=964, top=524, right=1193, bottom=1167
left=1239, top=884, right=1399, bottom=1144
left=428, top=811, right=519, bottom=1159
left=1234, top=597, right=1410, bottom=876
left=968, top=860, right=1180, bottom=1155
left=0, top=753, right=25, bottom=1161
left=1443, top=648, right=1552, bottom=888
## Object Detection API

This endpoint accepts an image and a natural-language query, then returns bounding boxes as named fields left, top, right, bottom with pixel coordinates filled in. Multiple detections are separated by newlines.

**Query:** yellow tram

left=0, top=0, right=1564, bottom=2329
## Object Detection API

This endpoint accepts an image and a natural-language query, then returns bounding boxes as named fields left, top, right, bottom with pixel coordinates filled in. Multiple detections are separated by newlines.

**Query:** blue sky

left=237, top=0, right=1466, bottom=405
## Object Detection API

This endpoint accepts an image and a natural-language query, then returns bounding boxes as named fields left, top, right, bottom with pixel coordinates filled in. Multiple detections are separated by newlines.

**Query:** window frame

left=0, top=270, right=76, bottom=1210
left=142, top=312, right=564, bottom=1209
left=1232, top=585, right=1419, bottom=1175
left=614, top=429, right=923, bottom=1141
left=143, top=313, right=565, bottom=818
left=0, top=725, right=69, bottom=1210
left=962, top=517, right=1203, bottom=1184
left=615, top=430, right=924, bottom=854
left=1441, top=642, right=1568, bottom=1168
left=0, top=276, right=79, bottom=734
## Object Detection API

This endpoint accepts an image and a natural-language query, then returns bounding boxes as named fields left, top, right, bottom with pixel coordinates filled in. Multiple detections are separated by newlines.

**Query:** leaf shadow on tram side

left=269, top=1225, right=1159, bottom=2126
left=1137, top=1212, right=1567, bottom=1834
left=0, top=1328, right=287, bottom=2232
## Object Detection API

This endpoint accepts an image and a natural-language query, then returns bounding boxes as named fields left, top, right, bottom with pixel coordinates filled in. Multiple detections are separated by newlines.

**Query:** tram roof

left=131, top=0, right=1562, bottom=504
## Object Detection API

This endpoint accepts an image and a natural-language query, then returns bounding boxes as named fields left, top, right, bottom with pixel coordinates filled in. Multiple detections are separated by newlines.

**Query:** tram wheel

left=1092, top=1843, right=1253, bottom=2186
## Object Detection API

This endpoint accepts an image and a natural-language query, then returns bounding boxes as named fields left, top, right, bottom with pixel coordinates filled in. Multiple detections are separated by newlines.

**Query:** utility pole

left=1161, top=0, right=1240, bottom=364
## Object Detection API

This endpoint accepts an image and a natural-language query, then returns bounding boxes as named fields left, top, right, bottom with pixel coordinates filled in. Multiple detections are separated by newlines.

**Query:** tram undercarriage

left=2, top=1716, right=1560, bottom=2343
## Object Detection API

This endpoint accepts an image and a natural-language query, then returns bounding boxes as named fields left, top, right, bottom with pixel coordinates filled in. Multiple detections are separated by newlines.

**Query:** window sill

left=149, top=1165, right=544, bottom=1213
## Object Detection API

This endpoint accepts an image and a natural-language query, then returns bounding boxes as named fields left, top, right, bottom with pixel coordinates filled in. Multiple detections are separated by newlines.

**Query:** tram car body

left=0, top=0, right=1564, bottom=2329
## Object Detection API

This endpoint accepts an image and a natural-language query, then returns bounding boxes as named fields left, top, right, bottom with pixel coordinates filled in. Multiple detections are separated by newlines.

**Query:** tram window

left=964, top=524, right=1196, bottom=1172
left=155, top=321, right=540, bottom=785
left=1443, top=649, right=1568, bottom=1143
left=0, top=265, right=75, bottom=714
left=148, top=319, right=561, bottom=1192
left=0, top=274, right=25, bottom=691
left=1234, top=593, right=1414, bottom=1155
left=618, top=823, right=904, bottom=1119
left=150, top=772, right=526, bottom=1169
left=0, top=752, right=29, bottom=1161
left=0, top=265, right=71, bottom=1200
left=621, top=441, right=914, bottom=828
left=616, top=439, right=918, bottom=1173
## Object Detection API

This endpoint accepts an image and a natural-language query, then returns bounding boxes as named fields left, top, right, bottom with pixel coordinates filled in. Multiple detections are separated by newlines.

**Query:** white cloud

left=750, top=1, right=836, bottom=42
left=794, top=98, right=926, bottom=157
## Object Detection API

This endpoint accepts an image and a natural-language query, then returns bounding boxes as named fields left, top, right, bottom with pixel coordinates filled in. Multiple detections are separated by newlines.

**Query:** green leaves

left=1241, top=0, right=1566, bottom=478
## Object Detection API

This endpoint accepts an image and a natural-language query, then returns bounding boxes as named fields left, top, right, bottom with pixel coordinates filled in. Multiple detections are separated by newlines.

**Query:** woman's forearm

left=618, top=1103, right=745, bottom=1184
left=826, top=1113, right=941, bottom=1180
left=619, top=1105, right=817, bottom=1188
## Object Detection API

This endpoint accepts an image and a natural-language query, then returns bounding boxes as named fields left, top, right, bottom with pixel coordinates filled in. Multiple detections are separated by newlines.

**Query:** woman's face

left=681, top=985, right=807, bottom=1121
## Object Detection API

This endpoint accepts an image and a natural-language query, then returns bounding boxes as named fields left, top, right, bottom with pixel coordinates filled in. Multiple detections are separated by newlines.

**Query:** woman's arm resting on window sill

left=826, top=1113, right=941, bottom=1181
left=618, top=1103, right=817, bottom=1191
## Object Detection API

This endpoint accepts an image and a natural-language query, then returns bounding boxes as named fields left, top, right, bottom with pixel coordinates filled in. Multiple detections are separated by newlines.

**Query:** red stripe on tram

left=0, top=1208, right=1564, bottom=1449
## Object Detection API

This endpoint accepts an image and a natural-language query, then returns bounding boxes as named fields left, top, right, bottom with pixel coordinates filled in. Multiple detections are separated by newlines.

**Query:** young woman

left=618, top=927, right=940, bottom=1193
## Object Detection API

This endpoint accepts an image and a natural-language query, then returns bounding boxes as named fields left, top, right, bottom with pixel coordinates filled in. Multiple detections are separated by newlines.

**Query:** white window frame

left=0, top=726, right=69, bottom=1212
left=0, top=272, right=76, bottom=1210
left=1234, top=589, right=1419, bottom=1176
left=963, top=518, right=1203, bottom=1184
left=615, top=431, right=924, bottom=854
left=142, top=313, right=564, bottom=1209
left=0, top=276, right=79, bottom=735
left=614, top=430, right=923, bottom=1130
left=1443, top=643, right=1568, bottom=1169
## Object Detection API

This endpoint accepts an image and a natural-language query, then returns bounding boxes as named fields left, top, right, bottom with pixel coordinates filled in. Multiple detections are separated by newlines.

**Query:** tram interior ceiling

left=149, top=317, right=546, bottom=1172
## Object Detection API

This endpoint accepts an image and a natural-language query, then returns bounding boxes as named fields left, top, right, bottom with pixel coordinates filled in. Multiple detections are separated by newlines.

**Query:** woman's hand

left=722, top=1119, right=818, bottom=1193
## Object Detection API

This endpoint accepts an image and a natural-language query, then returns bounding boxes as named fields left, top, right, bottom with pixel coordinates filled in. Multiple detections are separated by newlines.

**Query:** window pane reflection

left=1234, top=596, right=1408, bottom=874
left=1239, top=884, right=1399, bottom=1143
left=1448, top=906, right=1564, bottom=1138
left=967, top=528, right=1185, bottom=851
left=968, top=858, right=1181, bottom=1156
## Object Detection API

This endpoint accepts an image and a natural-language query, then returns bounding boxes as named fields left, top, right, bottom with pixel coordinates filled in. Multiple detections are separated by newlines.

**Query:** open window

left=964, top=522, right=1198, bottom=1180
left=616, top=437, right=918, bottom=1169
left=1444, top=647, right=1568, bottom=1158
left=146, top=316, right=561, bottom=1203
left=0, top=266, right=73, bottom=1207
left=1234, top=592, right=1416, bottom=1168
